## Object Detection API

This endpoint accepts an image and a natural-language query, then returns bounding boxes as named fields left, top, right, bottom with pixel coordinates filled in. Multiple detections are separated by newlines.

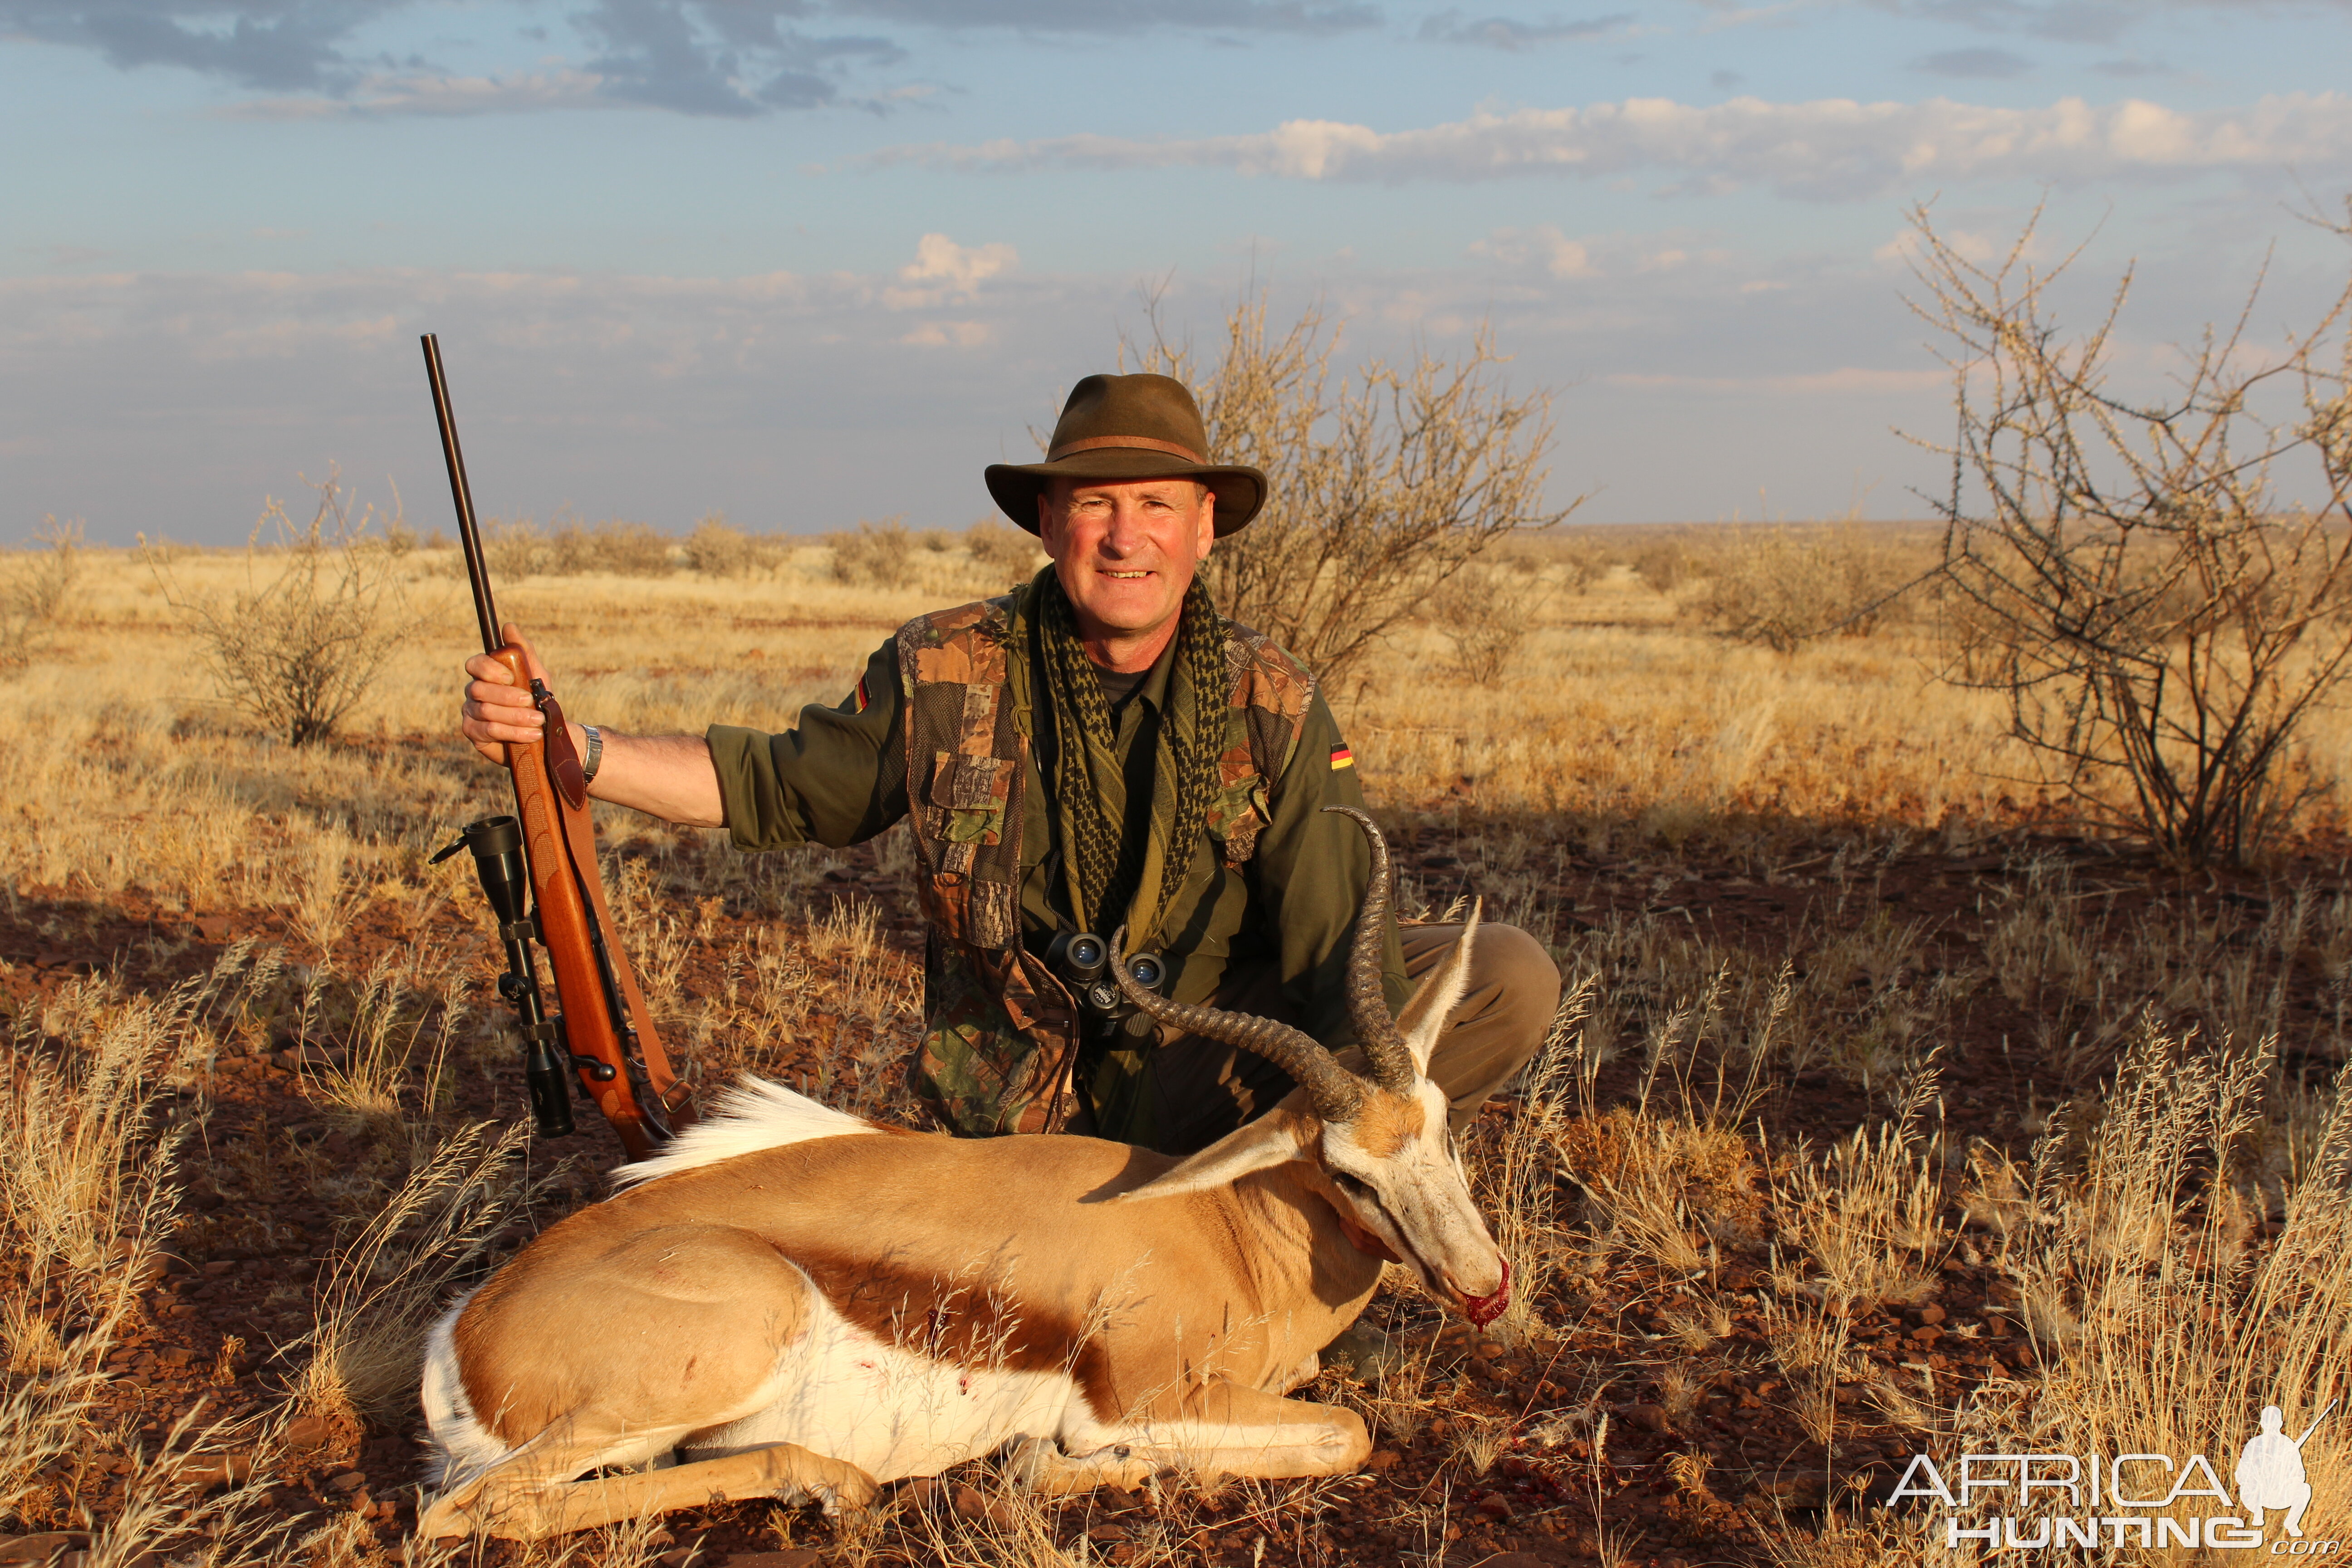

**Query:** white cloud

left=882, top=233, right=1019, bottom=308
left=869, top=91, right=2352, bottom=200
left=899, top=233, right=1017, bottom=290
left=223, top=70, right=616, bottom=119
left=12, top=226, right=2337, bottom=544
left=1469, top=224, right=1596, bottom=277
left=900, top=319, right=998, bottom=347
left=1873, top=223, right=2047, bottom=265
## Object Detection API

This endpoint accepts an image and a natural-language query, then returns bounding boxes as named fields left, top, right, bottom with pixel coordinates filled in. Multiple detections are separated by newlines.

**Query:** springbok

left=418, top=807, right=1509, bottom=1540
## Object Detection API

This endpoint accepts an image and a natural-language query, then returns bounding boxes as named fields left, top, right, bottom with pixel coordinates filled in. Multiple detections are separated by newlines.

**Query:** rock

left=0, top=1535, right=92, bottom=1565
left=1367, top=1449, right=1402, bottom=1472
left=722, top=1554, right=823, bottom=1568
left=1622, top=1403, right=1667, bottom=1431
left=1917, top=1303, right=1946, bottom=1325
left=1476, top=1555, right=1549, bottom=1568
left=1754, top=1472, right=1827, bottom=1508
left=1910, top=1326, right=1941, bottom=1345
left=951, top=1484, right=1016, bottom=1528
left=283, top=1415, right=336, bottom=1453
left=167, top=1450, right=252, bottom=1491
left=324, top=1470, right=365, bottom=1494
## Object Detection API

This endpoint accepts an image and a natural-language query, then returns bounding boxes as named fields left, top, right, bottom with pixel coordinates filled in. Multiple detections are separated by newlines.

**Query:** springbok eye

left=1331, top=1171, right=1375, bottom=1201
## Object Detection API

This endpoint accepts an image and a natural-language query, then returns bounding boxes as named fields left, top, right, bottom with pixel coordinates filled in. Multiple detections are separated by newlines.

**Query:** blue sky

left=5, top=0, right=2351, bottom=542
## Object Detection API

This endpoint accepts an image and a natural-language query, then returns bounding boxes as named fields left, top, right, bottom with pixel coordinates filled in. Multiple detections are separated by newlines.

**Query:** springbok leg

left=422, top=1440, right=879, bottom=1540
left=1014, top=1377, right=1372, bottom=1492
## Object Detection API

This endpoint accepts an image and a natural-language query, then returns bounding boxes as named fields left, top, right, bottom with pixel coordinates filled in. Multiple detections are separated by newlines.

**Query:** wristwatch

left=581, top=724, right=603, bottom=784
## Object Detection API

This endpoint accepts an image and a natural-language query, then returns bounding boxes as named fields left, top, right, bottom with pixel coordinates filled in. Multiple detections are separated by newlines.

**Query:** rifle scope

left=432, top=815, right=579, bottom=1137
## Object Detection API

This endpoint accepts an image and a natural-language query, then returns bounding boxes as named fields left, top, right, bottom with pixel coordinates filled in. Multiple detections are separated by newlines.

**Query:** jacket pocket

left=930, top=751, right=1009, bottom=847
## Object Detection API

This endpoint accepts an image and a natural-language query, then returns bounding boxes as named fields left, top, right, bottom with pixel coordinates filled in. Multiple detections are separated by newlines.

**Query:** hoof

left=814, top=1475, right=880, bottom=1515
left=1002, top=1435, right=1063, bottom=1490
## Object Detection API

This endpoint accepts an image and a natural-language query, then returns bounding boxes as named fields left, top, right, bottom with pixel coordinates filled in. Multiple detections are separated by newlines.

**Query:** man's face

left=1037, top=477, right=1216, bottom=645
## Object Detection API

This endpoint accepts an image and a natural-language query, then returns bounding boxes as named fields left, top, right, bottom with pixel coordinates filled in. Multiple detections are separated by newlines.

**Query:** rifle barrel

left=421, top=333, right=501, bottom=656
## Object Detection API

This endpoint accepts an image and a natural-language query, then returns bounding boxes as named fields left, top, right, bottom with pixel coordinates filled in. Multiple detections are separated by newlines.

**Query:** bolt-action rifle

left=419, top=333, right=695, bottom=1159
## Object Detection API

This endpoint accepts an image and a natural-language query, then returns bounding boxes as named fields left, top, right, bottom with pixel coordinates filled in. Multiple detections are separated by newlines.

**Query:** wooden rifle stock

left=421, top=334, right=695, bottom=1159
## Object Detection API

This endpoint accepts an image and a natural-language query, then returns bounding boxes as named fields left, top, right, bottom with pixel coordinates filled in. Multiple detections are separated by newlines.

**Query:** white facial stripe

left=1322, top=1110, right=1499, bottom=1299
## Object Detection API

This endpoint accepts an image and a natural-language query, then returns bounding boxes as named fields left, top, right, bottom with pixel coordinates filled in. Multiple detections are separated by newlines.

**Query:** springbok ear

left=1392, top=902, right=1480, bottom=1073
left=1116, top=1110, right=1318, bottom=1202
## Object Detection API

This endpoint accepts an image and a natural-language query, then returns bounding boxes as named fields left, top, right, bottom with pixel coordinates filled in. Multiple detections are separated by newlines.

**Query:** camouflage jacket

left=704, top=579, right=1405, bottom=1141
left=897, top=583, right=1314, bottom=1135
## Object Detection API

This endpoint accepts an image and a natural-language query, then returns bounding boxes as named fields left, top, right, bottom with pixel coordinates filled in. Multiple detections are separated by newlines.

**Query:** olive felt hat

left=985, top=373, right=1267, bottom=537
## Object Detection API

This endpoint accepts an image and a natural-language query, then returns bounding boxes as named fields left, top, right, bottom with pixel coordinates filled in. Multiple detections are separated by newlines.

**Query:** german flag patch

left=853, top=673, right=872, bottom=714
left=1329, top=742, right=1354, bottom=770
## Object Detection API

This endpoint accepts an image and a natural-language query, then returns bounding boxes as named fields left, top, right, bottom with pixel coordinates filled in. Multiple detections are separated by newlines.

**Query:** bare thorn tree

left=147, top=466, right=418, bottom=747
left=1909, top=202, right=2352, bottom=865
left=1133, top=290, right=1580, bottom=678
left=0, top=517, right=84, bottom=673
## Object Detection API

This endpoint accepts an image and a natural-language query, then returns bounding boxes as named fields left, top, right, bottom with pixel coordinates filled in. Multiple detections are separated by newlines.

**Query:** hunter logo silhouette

left=2238, top=1400, right=2335, bottom=1538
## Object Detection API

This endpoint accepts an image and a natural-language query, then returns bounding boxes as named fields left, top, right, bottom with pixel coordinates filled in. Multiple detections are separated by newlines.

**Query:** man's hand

left=461, top=623, right=559, bottom=766
left=458, top=622, right=726, bottom=828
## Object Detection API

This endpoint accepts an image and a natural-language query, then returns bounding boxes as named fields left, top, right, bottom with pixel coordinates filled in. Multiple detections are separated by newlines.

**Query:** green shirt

left=706, top=628, right=1409, bottom=1056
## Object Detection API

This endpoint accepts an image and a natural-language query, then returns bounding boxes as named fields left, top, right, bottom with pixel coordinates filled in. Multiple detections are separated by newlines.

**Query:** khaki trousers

left=1071, top=922, right=1562, bottom=1156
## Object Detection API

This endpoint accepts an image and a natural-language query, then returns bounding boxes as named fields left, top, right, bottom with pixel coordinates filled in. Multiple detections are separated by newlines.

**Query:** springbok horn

left=1107, top=927, right=1365, bottom=1126
left=1321, top=805, right=1417, bottom=1094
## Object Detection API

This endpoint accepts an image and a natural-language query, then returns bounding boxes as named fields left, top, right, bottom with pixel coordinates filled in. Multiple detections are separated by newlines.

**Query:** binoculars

left=1045, top=930, right=1166, bottom=1041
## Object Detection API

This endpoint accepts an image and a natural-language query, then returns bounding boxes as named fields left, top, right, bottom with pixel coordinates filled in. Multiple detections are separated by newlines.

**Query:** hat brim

left=985, top=447, right=1266, bottom=538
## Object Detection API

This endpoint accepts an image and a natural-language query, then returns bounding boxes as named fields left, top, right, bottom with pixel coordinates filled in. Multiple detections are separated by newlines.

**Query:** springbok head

left=1112, top=806, right=1510, bottom=1324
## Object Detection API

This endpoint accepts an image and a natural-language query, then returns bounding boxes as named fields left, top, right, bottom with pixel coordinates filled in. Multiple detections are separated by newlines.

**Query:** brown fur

left=786, top=1240, right=1122, bottom=1418
left=1348, top=1091, right=1426, bottom=1160
left=451, top=1125, right=1383, bottom=1448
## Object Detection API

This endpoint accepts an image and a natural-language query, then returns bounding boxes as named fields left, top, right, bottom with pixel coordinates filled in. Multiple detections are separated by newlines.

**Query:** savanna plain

left=1, top=507, right=2347, bottom=1568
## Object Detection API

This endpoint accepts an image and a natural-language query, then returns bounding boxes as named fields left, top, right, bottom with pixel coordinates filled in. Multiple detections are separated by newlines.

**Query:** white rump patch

left=612, top=1077, right=882, bottom=1188
left=420, top=1288, right=505, bottom=1491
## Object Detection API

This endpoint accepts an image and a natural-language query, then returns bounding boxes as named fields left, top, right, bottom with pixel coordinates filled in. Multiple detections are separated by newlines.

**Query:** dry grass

left=1, top=529, right=2348, bottom=1563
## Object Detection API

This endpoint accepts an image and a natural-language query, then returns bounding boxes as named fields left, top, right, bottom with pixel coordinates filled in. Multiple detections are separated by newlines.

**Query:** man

left=2236, top=1403, right=2327, bottom=1538
left=461, top=372, right=1560, bottom=1154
